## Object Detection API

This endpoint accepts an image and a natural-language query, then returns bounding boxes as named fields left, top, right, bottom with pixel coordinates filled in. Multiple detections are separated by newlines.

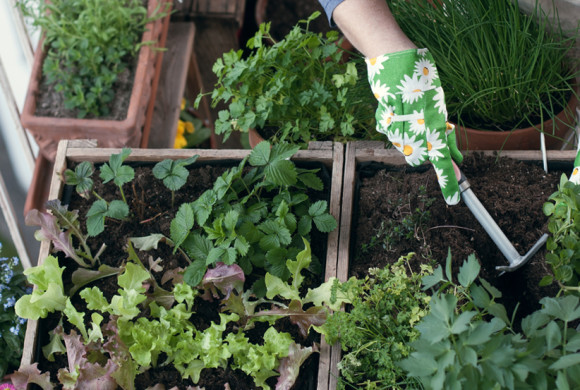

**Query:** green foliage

left=400, top=253, right=580, bottom=389
left=0, top=248, right=29, bottom=379
left=15, top=256, right=67, bottom=321
left=388, top=0, right=579, bottom=132
left=14, top=244, right=324, bottom=389
left=321, top=253, right=432, bottom=389
left=543, top=174, right=580, bottom=293
left=177, top=141, right=337, bottom=293
left=153, top=155, right=199, bottom=207
left=197, top=11, right=378, bottom=147
left=18, top=0, right=169, bottom=118
left=64, top=148, right=134, bottom=236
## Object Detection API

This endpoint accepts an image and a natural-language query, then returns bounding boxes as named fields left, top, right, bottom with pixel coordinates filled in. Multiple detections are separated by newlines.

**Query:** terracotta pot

left=20, top=0, right=172, bottom=161
left=248, top=128, right=265, bottom=148
left=455, top=91, right=579, bottom=150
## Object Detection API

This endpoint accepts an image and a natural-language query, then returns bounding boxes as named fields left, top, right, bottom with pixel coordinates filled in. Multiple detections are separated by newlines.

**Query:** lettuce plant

left=13, top=239, right=339, bottom=389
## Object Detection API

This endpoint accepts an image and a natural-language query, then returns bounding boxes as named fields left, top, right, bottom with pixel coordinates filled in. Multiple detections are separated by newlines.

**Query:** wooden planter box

left=21, top=0, right=172, bottom=162
left=21, top=139, right=344, bottom=389
left=328, top=140, right=577, bottom=390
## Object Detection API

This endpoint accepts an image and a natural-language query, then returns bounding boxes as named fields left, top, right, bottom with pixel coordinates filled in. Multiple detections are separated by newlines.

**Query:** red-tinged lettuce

left=201, top=262, right=245, bottom=300
left=26, top=200, right=97, bottom=267
left=9, top=363, right=53, bottom=390
left=56, top=329, right=117, bottom=390
left=276, top=342, right=317, bottom=390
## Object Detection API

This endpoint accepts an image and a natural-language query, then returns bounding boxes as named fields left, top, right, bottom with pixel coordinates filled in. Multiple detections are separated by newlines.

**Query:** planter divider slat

left=328, top=140, right=577, bottom=390
left=21, top=139, right=344, bottom=390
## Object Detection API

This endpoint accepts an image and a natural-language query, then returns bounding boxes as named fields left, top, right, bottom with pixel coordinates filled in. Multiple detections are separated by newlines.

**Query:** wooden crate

left=21, top=139, right=343, bottom=390
left=329, top=140, right=577, bottom=390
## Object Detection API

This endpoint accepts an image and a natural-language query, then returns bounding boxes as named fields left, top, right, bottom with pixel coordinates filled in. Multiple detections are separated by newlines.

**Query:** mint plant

left=543, top=174, right=580, bottom=293
left=399, top=253, right=580, bottom=389
left=18, top=0, right=169, bottom=118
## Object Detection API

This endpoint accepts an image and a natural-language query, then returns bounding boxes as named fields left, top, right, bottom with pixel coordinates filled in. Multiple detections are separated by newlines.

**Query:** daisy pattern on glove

left=366, top=48, right=463, bottom=205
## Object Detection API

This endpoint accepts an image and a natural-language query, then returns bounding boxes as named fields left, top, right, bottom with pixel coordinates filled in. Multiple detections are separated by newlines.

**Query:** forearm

left=331, top=0, right=416, bottom=58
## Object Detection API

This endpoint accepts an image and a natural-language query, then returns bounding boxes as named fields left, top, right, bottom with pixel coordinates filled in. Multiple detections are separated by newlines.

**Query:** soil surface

left=35, top=161, right=329, bottom=390
left=34, top=55, right=135, bottom=120
left=351, top=152, right=568, bottom=324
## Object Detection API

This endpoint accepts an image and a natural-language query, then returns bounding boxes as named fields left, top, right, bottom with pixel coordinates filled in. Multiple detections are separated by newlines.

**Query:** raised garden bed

left=331, top=141, right=577, bottom=389
left=18, top=139, right=344, bottom=390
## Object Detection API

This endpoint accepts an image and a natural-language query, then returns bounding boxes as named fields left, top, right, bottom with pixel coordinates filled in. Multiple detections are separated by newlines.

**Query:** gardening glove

left=570, top=147, right=580, bottom=184
left=366, top=48, right=463, bottom=205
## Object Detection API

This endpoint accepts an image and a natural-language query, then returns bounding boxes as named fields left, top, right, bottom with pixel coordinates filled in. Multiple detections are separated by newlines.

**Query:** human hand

left=366, top=48, right=463, bottom=205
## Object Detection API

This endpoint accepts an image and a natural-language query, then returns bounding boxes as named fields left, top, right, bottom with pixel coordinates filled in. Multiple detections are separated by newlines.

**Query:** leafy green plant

left=542, top=174, right=580, bottom=293
left=64, top=148, right=134, bottom=236
left=152, top=155, right=199, bottom=207
left=18, top=0, right=169, bottom=118
left=164, top=141, right=338, bottom=294
left=387, top=0, right=579, bottom=132
left=320, top=253, right=431, bottom=389
left=196, top=11, right=377, bottom=148
left=0, top=247, right=29, bottom=379
left=399, top=253, right=580, bottom=389
left=13, top=239, right=339, bottom=389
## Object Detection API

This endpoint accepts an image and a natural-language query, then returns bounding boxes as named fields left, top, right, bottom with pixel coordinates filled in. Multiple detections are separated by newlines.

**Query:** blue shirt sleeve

left=319, top=0, right=344, bottom=27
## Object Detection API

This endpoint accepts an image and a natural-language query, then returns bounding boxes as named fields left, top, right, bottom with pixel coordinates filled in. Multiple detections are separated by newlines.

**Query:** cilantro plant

left=169, top=141, right=338, bottom=294
left=320, top=253, right=431, bottom=389
left=196, top=11, right=377, bottom=147
left=543, top=174, right=580, bottom=293
left=18, top=0, right=169, bottom=118
left=399, top=253, right=580, bottom=389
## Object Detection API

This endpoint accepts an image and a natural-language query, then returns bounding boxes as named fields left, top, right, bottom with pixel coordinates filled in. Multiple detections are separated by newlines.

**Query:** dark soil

left=35, top=161, right=330, bottom=390
left=351, top=152, right=567, bottom=324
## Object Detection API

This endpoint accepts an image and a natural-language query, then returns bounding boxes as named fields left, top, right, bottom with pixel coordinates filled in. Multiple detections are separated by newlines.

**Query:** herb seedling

left=64, top=148, right=134, bottom=236
left=153, top=155, right=199, bottom=208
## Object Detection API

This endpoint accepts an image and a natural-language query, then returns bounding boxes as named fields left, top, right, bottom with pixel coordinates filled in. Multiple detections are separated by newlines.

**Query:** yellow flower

left=174, top=133, right=187, bottom=149
left=177, top=120, right=185, bottom=136
left=184, top=121, right=195, bottom=134
left=180, top=98, right=186, bottom=111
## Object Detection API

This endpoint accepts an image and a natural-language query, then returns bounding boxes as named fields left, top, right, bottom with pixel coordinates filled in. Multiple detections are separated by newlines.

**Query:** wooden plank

left=192, top=17, right=242, bottom=148
left=148, top=22, right=196, bottom=148
left=317, top=141, right=344, bottom=390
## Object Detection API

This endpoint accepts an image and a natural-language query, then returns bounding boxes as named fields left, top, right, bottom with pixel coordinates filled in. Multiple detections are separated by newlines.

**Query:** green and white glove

left=366, top=48, right=463, bottom=205
left=570, top=148, right=580, bottom=184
